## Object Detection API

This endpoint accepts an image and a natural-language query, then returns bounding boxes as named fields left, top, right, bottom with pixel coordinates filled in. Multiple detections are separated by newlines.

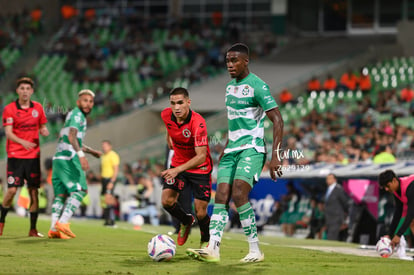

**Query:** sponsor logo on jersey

left=32, top=110, right=39, bottom=118
left=228, top=110, right=247, bottom=116
left=262, top=85, right=268, bottom=90
left=234, top=86, right=238, bottom=94
left=182, top=128, right=191, bottom=138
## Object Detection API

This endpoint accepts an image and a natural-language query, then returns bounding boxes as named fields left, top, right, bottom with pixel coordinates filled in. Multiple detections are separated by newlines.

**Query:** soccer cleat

left=48, top=230, right=71, bottom=239
left=240, top=252, right=264, bottom=263
left=200, top=241, right=208, bottom=249
left=55, top=222, right=76, bottom=238
left=28, top=229, right=44, bottom=237
left=177, top=215, right=195, bottom=246
left=186, top=248, right=220, bottom=262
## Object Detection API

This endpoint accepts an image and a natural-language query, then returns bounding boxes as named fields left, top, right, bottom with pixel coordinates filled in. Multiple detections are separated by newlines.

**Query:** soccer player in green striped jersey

left=48, top=89, right=102, bottom=239
left=187, top=43, right=284, bottom=263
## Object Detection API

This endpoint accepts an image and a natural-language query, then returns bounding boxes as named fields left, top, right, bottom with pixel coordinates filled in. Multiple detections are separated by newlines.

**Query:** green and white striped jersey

left=53, top=107, right=87, bottom=161
left=224, top=73, right=278, bottom=153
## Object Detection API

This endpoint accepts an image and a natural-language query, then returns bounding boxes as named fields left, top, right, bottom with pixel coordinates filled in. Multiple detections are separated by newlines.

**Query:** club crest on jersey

left=242, top=86, right=249, bottom=96
left=32, top=109, right=39, bottom=118
left=7, top=176, right=15, bottom=184
left=166, top=178, right=175, bottom=185
left=182, top=128, right=191, bottom=138
left=6, top=117, right=13, bottom=124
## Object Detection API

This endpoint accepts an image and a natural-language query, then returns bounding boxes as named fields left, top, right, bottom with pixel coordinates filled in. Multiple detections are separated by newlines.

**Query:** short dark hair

left=169, top=87, right=189, bottom=98
left=227, top=43, right=249, bottom=56
left=16, top=77, right=34, bottom=89
left=102, top=140, right=112, bottom=145
left=378, top=169, right=397, bottom=189
left=327, top=173, right=337, bottom=179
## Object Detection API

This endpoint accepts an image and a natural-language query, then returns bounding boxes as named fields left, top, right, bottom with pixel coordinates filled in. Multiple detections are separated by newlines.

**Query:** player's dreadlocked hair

left=169, top=87, right=189, bottom=98
left=378, top=169, right=398, bottom=190
left=227, top=43, right=249, bottom=56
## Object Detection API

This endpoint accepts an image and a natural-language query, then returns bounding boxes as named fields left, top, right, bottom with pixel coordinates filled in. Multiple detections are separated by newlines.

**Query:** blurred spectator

left=128, top=173, right=159, bottom=226
left=323, top=74, right=337, bottom=90
left=61, top=5, right=78, bottom=20
left=280, top=182, right=301, bottom=237
left=307, top=76, right=321, bottom=92
left=339, top=69, right=358, bottom=90
left=113, top=52, right=129, bottom=72
left=84, top=8, right=96, bottom=21
left=30, top=6, right=43, bottom=33
left=358, top=67, right=371, bottom=93
left=400, top=84, right=414, bottom=102
left=359, top=149, right=373, bottom=164
left=123, top=164, right=136, bottom=185
left=323, top=174, right=350, bottom=241
left=85, top=171, right=102, bottom=219
left=303, top=198, right=325, bottom=239
left=279, top=88, right=294, bottom=105
left=373, top=145, right=396, bottom=164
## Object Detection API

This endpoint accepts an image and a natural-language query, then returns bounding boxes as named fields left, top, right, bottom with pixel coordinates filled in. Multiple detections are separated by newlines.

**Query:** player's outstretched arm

left=82, top=144, right=103, bottom=158
left=266, top=107, right=284, bottom=180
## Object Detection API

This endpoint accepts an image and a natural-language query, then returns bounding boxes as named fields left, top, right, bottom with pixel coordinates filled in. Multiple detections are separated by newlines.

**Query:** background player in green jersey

left=48, top=89, right=102, bottom=239
left=187, top=43, right=284, bottom=263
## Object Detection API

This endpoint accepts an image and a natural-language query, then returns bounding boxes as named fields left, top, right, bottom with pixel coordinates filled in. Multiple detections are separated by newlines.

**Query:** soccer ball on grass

left=376, top=236, right=393, bottom=258
left=147, top=234, right=176, bottom=262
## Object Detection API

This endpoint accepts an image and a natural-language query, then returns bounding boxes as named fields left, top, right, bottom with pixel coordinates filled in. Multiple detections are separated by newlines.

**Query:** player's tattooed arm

left=83, top=144, right=103, bottom=158
left=69, top=127, right=89, bottom=171
left=68, top=128, right=81, bottom=152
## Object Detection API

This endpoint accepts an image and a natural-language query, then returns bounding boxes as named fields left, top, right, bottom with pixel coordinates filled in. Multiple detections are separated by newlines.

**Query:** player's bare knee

left=231, top=189, right=248, bottom=207
left=194, top=204, right=208, bottom=219
left=162, top=196, right=176, bottom=208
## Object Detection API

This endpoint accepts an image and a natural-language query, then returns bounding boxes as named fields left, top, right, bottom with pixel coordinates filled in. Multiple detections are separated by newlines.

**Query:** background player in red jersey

left=161, top=87, right=212, bottom=248
left=0, top=77, right=49, bottom=237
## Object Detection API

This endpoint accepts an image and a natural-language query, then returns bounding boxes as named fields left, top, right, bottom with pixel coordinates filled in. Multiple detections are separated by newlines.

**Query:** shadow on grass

left=14, top=238, right=51, bottom=244
left=123, top=254, right=191, bottom=266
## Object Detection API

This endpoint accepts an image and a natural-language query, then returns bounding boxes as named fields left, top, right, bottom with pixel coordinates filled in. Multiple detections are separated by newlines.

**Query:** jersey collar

left=171, top=109, right=192, bottom=128
left=15, top=99, right=34, bottom=109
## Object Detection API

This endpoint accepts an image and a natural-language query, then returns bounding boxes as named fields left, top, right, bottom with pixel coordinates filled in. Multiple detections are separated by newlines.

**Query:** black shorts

left=163, top=169, right=211, bottom=202
left=7, top=158, right=41, bottom=188
left=101, top=178, right=115, bottom=195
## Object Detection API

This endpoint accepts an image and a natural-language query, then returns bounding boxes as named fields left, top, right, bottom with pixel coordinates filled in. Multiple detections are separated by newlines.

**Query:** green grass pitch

left=0, top=214, right=411, bottom=274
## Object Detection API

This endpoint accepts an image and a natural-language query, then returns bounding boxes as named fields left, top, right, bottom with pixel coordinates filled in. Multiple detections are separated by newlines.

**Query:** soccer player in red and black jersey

left=0, top=77, right=49, bottom=237
left=161, top=87, right=212, bottom=248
